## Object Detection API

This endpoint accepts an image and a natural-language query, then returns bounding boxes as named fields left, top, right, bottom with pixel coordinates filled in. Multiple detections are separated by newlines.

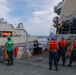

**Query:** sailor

left=5, top=36, right=14, bottom=66
left=67, top=37, right=76, bottom=67
left=48, top=36, right=59, bottom=71
left=58, top=36, right=67, bottom=66
left=33, top=40, right=39, bottom=55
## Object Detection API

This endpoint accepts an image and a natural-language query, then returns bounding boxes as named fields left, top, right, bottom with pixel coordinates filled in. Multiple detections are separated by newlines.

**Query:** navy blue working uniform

left=58, top=36, right=67, bottom=66
left=67, top=37, right=76, bottom=67
left=49, top=36, right=59, bottom=71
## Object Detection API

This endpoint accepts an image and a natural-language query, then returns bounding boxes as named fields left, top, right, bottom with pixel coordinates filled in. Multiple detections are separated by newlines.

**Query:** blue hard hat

left=74, top=36, right=76, bottom=40
left=61, top=36, right=65, bottom=40
left=51, top=36, right=56, bottom=40
left=73, top=18, right=76, bottom=21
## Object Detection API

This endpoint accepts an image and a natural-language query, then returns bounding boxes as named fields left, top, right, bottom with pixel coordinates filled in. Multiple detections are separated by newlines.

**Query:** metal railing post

left=15, top=28, right=31, bottom=58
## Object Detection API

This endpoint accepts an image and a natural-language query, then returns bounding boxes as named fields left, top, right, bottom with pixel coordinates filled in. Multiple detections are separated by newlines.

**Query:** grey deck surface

left=0, top=51, right=76, bottom=75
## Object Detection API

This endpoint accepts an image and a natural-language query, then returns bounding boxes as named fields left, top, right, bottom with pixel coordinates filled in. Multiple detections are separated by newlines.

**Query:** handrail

left=15, top=28, right=32, bottom=58
left=15, top=28, right=29, bottom=52
left=59, top=24, right=76, bottom=34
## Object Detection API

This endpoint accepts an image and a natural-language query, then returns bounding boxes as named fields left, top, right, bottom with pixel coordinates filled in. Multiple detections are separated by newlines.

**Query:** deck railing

left=58, top=24, right=76, bottom=34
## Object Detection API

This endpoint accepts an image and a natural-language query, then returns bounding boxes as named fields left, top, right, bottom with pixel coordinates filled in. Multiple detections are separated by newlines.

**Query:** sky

left=0, top=0, right=62, bottom=36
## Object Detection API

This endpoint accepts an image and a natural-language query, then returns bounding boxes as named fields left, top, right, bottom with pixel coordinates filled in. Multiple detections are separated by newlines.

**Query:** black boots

left=7, top=62, right=13, bottom=66
left=67, top=64, right=72, bottom=67
left=62, top=63, right=65, bottom=66
left=49, top=67, right=52, bottom=70
left=7, top=63, right=10, bottom=66
left=49, top=67, right=59, bottom=71
left=10, top=62, right=13, bottom=65
left=55, top=67, right=59, bottom=71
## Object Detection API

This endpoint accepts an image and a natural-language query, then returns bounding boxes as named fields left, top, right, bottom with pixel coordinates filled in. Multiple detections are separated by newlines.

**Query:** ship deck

left=0, top=51, right=76, bottom=75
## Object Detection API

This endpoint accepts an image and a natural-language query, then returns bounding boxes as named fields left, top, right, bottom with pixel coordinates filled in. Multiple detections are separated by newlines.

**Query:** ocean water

left=38, top=36, right=48, bottom=44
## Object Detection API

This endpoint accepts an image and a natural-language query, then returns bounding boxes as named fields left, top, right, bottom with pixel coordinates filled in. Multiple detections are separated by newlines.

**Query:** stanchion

left=25, top=50, right=32, bottom=58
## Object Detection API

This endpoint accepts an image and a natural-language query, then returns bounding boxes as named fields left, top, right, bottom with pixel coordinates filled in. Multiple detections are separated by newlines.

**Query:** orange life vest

left=50, top=41, right=58, bottom=50
left=60, top=40, right=66, bottom=47
left=73, top=41, right=76, bottom=49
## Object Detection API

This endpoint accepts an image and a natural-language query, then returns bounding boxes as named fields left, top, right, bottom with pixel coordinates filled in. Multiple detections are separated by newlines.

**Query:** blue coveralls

left=49, top=51, right=58, bottom=68
left=67, top=40, right=76, bottom=66
left=58, top=48, right=66, bottom=66
left=58, top=42, right=67, bottom=66
left=68, top=50, right=76, bottom=66
left=49, top=36, right=58, bottom=71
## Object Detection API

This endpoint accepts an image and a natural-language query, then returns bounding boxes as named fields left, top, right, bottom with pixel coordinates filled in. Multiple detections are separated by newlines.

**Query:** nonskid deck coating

left=0, top=51, right=76, bottom=75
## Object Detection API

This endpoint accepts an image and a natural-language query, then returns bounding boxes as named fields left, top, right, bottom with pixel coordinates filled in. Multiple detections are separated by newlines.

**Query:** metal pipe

left=15, top=28, right=29, bottom=52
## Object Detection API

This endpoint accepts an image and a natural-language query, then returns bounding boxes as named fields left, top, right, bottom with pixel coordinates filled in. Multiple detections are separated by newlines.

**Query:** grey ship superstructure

left=49, top=0, right=76, bottom=41
left=48, top=0, right=76, bottom=52
left=0, top=18, right=37, bottom=46
left=54, top=0, right=76, bottom=21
